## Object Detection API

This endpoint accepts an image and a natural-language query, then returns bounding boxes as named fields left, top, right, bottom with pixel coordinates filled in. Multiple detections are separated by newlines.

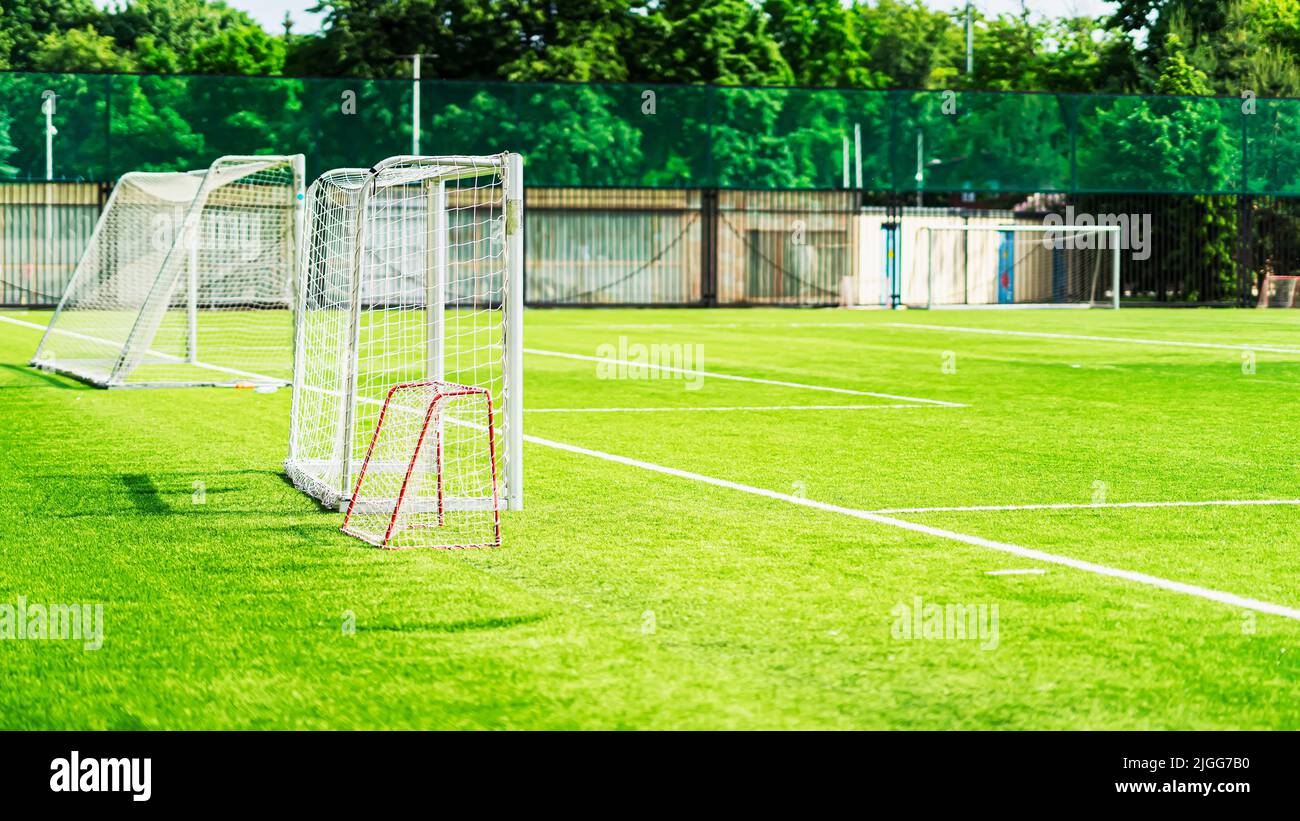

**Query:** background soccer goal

left=919, top=225, right=1122, bottom=309
left=31, top=155, right=305, bottom=387
left=286, top=154, right=524, bottom=513
left=1257, top=273, right=1300, bottom=308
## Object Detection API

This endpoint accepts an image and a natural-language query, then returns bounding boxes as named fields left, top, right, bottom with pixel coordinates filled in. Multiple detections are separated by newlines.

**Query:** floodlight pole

left=412, top=54, right=421, bottom=155
left=42, top=91, right=57, bottom=181
left=842, top=135, right=850, bottom=189
left=915, top=130, right=924, bottom=207
left=965, top=3, right=974, bottom=75
left=42, top=91, right=57, bottom=303
left=853, top=123, right=862, bottom=190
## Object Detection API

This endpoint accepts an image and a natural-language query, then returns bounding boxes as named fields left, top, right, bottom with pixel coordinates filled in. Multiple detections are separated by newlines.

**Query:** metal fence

left=5, top=181, right=1298, bottom=309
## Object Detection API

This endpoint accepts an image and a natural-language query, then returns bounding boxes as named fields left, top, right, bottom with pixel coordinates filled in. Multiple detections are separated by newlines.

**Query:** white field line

left=524, top=432, right=1300, bottom=622
left=0, top=314, right=281, bottom=383
left=546, top=322, right=871, bottom=330
left=1, top=314, right=65, bottom=333
left=884, top=322, right=1300, bottom=355
left=872, top=499, right=1300, bottom=514
left=524, top=347, right=966, bottom=407
left=527, top=404, right=932, bottom=413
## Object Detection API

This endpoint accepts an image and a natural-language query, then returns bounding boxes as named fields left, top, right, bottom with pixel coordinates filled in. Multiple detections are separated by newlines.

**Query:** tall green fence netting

left=2, top=71, right=1298, bottom=195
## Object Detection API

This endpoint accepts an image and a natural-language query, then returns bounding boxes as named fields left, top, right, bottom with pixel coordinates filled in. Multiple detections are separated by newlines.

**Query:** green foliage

left=627, top=0, right=793, bottom=86
left=32, top=26, right=136, bottom=73
left=294, top=0, right=529, bottom=79
left=0, top=112, right=18, bottom=176
left=500, top=1, right=639, bottom=82
left=0, top=0, right=100, bottom=71
left=96, top=0, right=261, bottom=57
left=184, top=25, right=287, bottom=75
left=762, top=0, right=874, bottom=88
left=854, top=0, right=963, bottom=89
left=963, top=13, right=1138, bottom=94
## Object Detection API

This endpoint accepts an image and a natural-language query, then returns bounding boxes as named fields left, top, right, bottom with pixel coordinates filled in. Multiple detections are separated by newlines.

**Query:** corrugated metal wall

left=0, top=182, right=106, bottom=306
left=525, top=189, right=704, bottom=306
left=5, top=182, right=1298, bottom=309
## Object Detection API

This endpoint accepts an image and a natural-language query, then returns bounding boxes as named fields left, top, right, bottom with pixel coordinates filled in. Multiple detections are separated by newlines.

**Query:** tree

left=96, top=0, right=262, bottom=64
left=290, top=0, right=530, bottom=79
left=184, top=24, right=286, bottom=75
left=0, top=0, right=102, bottom=71
left=500, top=0, right=640, bottom=82
left=853, top=0, right=963, bottom=90
left=762, top=0, right=875, bottom=88
left=626, top=0, right=792, bottom=86
left=0, top=112, right=19, bottom=177
left=32, top=26, right=137, bottom=73
left=959, top=12, right=1137, bottom=94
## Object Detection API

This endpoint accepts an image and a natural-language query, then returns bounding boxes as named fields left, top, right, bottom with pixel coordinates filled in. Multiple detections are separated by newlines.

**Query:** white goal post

left=286, top=154, right=523, bottom=513
left=31, top=155, right=306, bottom=387
left=920, top=225, right=1122, bottom=309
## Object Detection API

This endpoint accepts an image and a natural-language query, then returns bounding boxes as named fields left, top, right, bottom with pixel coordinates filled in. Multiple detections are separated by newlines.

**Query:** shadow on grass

left=0, top=363, right=88, bottom=390
left=120, top=473, right=170, bottom=514
left=38, top=469, right=316, bottom=519
left=355, top=613, right=547, bottom=634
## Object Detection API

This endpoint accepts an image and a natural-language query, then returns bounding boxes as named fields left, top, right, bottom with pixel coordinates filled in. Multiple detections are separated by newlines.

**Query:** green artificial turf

left=0, top=306, right=1297, bottom=729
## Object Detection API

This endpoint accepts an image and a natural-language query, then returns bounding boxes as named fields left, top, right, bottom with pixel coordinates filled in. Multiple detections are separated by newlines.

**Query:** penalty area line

left=527, top=404, right=939, bottom=413
left=525, top=347, right=966, bottom=407
left=884, top=322, right=1300, bottom=355
left=871, top=498, right=1300, bottom=514
left=524, top=432, right=1300, bottom=622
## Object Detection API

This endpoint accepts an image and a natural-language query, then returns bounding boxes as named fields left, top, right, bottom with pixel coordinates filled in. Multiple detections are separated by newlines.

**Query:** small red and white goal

left=342, top=381, right=501, bottom=550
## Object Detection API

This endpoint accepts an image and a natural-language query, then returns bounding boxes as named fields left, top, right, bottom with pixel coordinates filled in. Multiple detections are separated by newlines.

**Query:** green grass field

left=0, top=305, right=1297, bottom=729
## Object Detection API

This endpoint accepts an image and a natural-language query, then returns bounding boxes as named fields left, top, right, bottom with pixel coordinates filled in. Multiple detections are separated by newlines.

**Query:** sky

left=183, top=1, right=1122, bottom=36
left=226, top=0, right=327, bottom=34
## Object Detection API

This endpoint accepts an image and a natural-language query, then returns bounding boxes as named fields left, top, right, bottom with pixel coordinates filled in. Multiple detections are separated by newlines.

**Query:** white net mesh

left=286, top=154, right=520, bottom=514
left=919, top=226, right=1118, bottom=308
left=31, top=155, right=303, bottom=387
left=341, top=381, right=501, bottom=549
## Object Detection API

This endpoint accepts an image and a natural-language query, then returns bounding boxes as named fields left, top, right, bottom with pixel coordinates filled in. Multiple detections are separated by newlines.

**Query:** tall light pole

left=914, top=130, right=924, bottom=208
left=42, top=91, right=57, bottom=181
left=397, top=54, right=426, bottom=154
left=842, top=135, right=850, bottom=189
left=411, top=54, right=421, bottom=155
left=42, top=91, right=57, bottom=304
left=965, top=2, right=974, bottom=75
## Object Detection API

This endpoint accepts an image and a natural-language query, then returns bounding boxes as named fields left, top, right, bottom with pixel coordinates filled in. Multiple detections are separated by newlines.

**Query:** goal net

left=31, top=155, right=305, bottom=387
left=1257, top=273, right=1300, bottom=308
left=286, top=154, right=523, bottom=513
left=342, top=381, right=501, bottom=549
left=917, top=225, right=1121, bottom=309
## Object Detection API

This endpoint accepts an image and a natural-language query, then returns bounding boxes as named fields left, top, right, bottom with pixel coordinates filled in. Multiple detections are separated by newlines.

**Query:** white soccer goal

left=919, top=225, right=1122, bottom=309
left=286, top=154, right=523, bottom=514
left=31, top=155, right=305, bottom=387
